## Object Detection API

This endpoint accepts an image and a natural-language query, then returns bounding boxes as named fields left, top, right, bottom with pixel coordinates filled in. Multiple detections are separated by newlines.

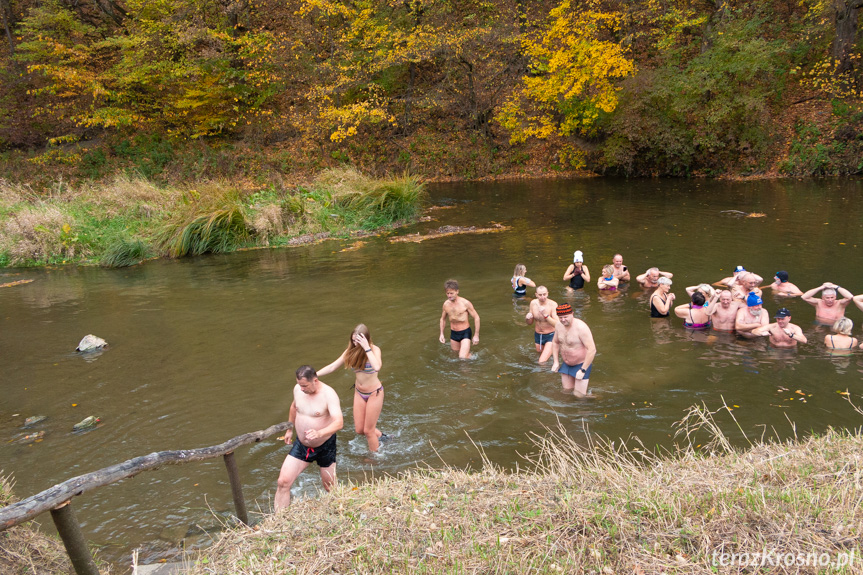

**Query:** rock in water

left=73, top=416, right=101, bottom=431
left=76, top=334, right=108, bottom=352
left=24, top=415, right=47, bottom=427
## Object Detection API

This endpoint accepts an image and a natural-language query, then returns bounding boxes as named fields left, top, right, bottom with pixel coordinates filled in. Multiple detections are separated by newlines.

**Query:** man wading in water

left=550, top=303, right=597, bottom=397
left=275, top=365, right=343, bottom=511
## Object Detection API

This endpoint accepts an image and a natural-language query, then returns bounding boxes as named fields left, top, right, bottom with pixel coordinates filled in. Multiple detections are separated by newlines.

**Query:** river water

left=2, top=177, right=863, bottom=566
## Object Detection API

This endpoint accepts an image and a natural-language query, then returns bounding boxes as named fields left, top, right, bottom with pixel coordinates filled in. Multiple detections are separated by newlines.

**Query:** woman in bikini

left=317, top=324, right=386, bottom=452
left=649, top=277, right=675, bottom=317
left=674, top=291, right=718, bottom=329
left=824, top=318, right=858, bottom=352
left=597, top=264, right=619, bottom=291
left=511, top=264, right=536, bottom=297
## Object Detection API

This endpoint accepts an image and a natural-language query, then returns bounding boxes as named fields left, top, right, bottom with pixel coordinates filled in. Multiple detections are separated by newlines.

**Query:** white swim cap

left=573, top=250, right=584, bottom=263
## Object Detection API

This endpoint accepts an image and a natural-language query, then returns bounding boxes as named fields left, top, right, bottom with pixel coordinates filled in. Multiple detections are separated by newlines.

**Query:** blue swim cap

left=735, top=265, right=746, bottom=273
left=746, top=292, right=762, bottom=307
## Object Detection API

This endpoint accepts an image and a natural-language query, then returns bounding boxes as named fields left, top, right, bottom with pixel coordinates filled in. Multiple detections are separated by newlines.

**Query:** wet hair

left=823, top=288, right=837, bottom=298
left=345, top=324, right=373, bottom=371
left=648, top=267, right=660, bottom=274
left=691, top=292, right=706, bottom=306
left=657, top=276, right=672, bottom=286
left=833, top=317, right=853, bottom=336
left=296, top=365, right=317, bottom=381
left=513, top=264, right=526, bottom=277
left=444, top=279, right=459, bottom=291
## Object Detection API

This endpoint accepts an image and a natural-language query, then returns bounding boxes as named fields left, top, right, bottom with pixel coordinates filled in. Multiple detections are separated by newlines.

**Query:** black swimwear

left=569, top=270, right=585, bottom=290
left=450, top=327, right=473, bottom=342
left=650, top=295, right=669, bottom=318
left=289, top=434, right=337, bottom=468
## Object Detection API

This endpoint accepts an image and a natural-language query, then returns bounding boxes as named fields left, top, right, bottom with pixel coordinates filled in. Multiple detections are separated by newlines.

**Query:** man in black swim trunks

left=275, top=365, right=343, bottom=511
left=439, top=279, right=481, bottom=359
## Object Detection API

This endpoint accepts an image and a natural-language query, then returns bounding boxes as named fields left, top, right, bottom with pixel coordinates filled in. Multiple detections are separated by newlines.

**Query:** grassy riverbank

left=0, top=167, right=426, bottom=269
left=180, top=406, right=862, bottom=575
left=0, top=475, right=72, bottom=575
left=3, top=405, right=862, bottom=573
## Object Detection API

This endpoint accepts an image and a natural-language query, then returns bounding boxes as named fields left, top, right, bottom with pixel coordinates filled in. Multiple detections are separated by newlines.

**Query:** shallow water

left=2, top=177, right=863, bottom=566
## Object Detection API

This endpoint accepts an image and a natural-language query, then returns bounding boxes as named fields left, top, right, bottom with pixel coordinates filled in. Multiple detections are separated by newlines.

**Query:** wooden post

left=49, top=502, right=100, bottom=575
left=223, top=452, right=248, bottom=525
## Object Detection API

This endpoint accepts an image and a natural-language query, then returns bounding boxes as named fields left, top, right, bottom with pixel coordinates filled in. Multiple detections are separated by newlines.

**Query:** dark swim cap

left=775, top=271, right=789, bottom=283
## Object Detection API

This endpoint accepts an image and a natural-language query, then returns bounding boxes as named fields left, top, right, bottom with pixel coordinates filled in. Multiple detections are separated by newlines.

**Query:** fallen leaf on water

left=795, top=390, right=805, bottom=395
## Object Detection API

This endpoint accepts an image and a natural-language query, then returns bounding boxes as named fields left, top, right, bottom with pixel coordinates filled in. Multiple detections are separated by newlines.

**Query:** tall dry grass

left=0, top=474, right=72, bottom=575
left=181, top=406, right=862, bottom=574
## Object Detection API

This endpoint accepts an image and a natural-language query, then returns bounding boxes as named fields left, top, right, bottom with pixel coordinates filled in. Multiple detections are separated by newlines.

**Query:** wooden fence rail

left=0, top=421, right=292, bottom=575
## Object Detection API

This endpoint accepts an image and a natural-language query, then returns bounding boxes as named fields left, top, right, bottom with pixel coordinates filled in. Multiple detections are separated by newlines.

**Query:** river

left=2, top=177, right=862, bottom=566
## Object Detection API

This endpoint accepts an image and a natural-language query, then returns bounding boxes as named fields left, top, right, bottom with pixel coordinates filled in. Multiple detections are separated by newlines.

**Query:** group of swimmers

left=275, top=251, right=863, bottom=512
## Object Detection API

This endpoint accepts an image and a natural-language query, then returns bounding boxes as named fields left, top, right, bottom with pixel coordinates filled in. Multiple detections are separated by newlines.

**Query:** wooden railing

left=0, top=421, right=292, bottom=575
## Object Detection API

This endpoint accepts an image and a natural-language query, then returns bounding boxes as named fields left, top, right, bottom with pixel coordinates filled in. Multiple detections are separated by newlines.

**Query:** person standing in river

left=612, top=254, right=630, bottom=282
left=511, top=264, right=536, bottom=297
left=439, top=279, right=481, bottom=358
left=710, top=290, right=741, bottom=332
left=563, top=250, right=590, bottom=290
left=550, top=303, right=597, bottom=397
left=275, top=365, right=343, bottom=511
left=316, top=324, right=386, bottom=453
left=526, top=285, right=558, bottom=362
left=802, top=282, right=854, bottom=324
left=637, top=267, right=673, bottom=289
left=752, top=308, right=807, bottom=348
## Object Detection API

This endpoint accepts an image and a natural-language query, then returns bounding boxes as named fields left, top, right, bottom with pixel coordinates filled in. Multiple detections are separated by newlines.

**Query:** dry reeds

left=182, top=410, right=863, bottom=574
left=0, top=475, right=72, bottom=575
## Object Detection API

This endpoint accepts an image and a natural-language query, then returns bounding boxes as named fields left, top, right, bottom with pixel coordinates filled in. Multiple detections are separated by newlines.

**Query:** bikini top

left=829, top=335, right=854, bottom=350
left=354, top=361, right=378, bottom=374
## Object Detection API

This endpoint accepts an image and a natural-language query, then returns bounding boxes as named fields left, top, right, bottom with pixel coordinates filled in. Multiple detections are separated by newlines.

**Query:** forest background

left=1, top=0, right=862, bottom=185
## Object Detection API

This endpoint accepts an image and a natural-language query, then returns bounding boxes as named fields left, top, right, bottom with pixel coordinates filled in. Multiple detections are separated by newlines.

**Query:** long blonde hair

left=513, top=264, right=526, bottom=277
left=345, top=324, right=372, bottom=370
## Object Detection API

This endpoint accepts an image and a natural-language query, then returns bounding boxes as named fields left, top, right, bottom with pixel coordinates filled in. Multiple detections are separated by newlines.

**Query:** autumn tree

left=496, top=0, right=635, bottom=166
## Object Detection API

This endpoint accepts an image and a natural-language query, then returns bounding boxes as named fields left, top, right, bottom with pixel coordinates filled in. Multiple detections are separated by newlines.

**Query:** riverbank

left=3, top=405, right=862, bottom=574
left=0, top=167, right=426, bottom=268
left=181, top=405, right=862, bottom=574
left=0, top=475, right=72, bottom=574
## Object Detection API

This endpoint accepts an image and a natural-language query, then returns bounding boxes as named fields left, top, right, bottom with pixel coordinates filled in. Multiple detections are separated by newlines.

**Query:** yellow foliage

left=497, top=0, right=635, bottom=144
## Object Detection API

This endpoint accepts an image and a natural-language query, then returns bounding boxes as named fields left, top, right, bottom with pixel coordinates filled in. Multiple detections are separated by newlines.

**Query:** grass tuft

left=100, top=237, right=149, bottom=268
left=0, top=474, right=72, bottom=575
left=157, top=186, right=251, bottom=258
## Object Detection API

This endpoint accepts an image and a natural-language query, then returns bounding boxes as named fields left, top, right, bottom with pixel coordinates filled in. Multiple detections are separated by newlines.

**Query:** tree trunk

left=833, top=0, right=863, bottom=74
left=1, top=0, right=14, bottom=57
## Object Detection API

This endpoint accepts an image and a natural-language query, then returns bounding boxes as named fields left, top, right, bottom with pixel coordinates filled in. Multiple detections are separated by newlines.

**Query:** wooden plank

left=0, top=421, right=291, bottom=530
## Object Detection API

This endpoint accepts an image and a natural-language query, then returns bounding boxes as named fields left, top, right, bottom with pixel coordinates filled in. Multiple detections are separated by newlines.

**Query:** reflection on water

left=2, top=178, right=863, bottom=566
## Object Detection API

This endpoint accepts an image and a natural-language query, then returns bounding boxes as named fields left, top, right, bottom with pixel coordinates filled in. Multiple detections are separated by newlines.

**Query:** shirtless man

left=710, top=290, right=741, bottom=332
left=275, top=365, right=344, bottom=512
left=612, top=254, right=630, bottom=282
left=550, top=303, right=597, bottom=397
left=715, top=265, right=747, bottom=288
left=636, top=267, right=673, bottom=289
left=731, top=272, right=763, bottom=301
left=735, top=292, right=769, bottom=338
left=439, top=279, right=481, bottom=359
left=762, top=271, right=803, bottom=297
left=525, top=285, right=558, bottom=362
left=752, top=308, right=807, bottom=348
left=801, top=282, right=853, bottom=324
